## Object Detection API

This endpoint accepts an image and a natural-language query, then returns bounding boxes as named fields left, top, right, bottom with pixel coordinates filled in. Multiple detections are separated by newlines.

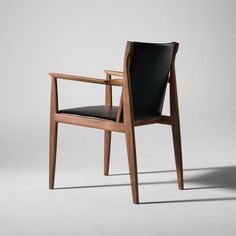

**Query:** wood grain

left=123, top=42, right=139, bottom=204
left=55, top=113, right=125, bottom=132
left=104, top=70, right=124, bottom=77
left=104, top=73, right=112, bottom=176
left=49, top=77, right=58, bottom=189
left=49, top=73, right=123, bottom=86
left=134, top=115, right=172, bottom=126
left=169, top=43, right=184, bottom=190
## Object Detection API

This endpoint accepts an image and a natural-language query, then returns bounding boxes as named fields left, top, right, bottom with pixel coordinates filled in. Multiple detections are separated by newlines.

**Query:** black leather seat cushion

left=59, top=105, right=119, bottom=121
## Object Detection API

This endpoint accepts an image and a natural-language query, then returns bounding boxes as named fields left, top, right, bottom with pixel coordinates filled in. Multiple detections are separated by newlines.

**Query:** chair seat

left=59, top=105, right=119, bottom=121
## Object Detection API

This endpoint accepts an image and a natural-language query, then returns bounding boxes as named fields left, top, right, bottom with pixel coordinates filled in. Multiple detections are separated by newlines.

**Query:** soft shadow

left=185, top=166, right=236, bottom=191
left=110, top=166, right=236, bottom=191
left=184, top=185, right=228, bottom=190
left=109, top=169, right=176, bottom=176
left=109, top=166, right=236, bottom=176
left=139, top=165, right=236, bottom=204
left=54, top=180, right=175, bottom=190
left=55, top=165, right=236, bottom=204
left=140, top=197, right=236, bottom=204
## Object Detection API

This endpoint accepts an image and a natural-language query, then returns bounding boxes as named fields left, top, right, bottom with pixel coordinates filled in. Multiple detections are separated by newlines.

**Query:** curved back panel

left=128, top=42, right=175, bottom=119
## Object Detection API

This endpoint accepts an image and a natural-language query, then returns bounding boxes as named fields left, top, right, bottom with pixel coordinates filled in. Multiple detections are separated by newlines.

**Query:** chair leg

left=125, top=125, right=139, bottom=204
left=104, top=130, right=111, bottom=176
left=171, top=120, right=184, bottom=190
left=49, top=120, right=58, bottom=189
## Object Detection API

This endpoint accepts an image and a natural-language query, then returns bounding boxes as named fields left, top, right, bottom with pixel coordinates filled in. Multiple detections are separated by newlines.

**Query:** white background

left=1, top=0, right=236, bottom=235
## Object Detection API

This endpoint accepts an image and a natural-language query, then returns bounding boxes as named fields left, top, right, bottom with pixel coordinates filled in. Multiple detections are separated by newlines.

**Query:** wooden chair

left=49, top=41, right=183, bottom=204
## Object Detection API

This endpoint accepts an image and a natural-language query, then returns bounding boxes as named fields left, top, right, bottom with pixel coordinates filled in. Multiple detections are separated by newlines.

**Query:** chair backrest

left=126, top=41, right=176, bottom=119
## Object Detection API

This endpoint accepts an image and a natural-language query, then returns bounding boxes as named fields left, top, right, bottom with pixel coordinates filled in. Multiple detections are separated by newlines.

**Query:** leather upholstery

left=130, top=42, right=174, bottom=119
left=59, top=42, right=174, bottom=122
left=59, top=105, right=119, bottom=121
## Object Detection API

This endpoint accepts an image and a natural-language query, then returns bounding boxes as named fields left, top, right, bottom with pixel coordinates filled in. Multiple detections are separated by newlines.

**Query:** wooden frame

left=49, top=42, right=183, bottom=204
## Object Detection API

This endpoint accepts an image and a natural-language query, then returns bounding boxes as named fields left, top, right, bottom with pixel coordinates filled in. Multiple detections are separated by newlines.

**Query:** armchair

left=49, top=41, right=183, bottom=204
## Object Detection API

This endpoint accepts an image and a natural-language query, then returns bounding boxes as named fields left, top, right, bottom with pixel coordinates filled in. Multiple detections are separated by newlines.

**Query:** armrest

left=104, top=70, right=124, bottom=77
left=49, top=73, right=123, bottom=86
left=49, top=72, right=106, bottom=85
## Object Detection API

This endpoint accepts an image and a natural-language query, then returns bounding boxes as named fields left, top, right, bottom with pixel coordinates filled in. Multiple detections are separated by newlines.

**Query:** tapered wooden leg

left=49, top=120, right=58, bottom=189
left=125, top=126, right=139, bottom=204
left=171, top=120, right=184, bottom=190
left=104, top=130, right=111, bottom=176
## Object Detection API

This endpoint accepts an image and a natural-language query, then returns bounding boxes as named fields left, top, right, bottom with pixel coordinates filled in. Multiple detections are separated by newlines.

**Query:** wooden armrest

left=49, top=73, right=106, bottom=85
left=104, top=70, right=124, bottom=77
left=49, top=73, right=123, bottom=86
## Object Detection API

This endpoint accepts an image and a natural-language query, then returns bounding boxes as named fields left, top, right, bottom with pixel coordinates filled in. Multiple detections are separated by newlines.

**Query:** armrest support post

left=105, top=73, right=112, bottom=106
left=50, top=77, right=58, bottom=115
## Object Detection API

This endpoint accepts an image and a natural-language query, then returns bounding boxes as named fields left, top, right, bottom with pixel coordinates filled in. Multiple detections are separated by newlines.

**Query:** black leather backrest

left=129, top=42, right=175, bottom=119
